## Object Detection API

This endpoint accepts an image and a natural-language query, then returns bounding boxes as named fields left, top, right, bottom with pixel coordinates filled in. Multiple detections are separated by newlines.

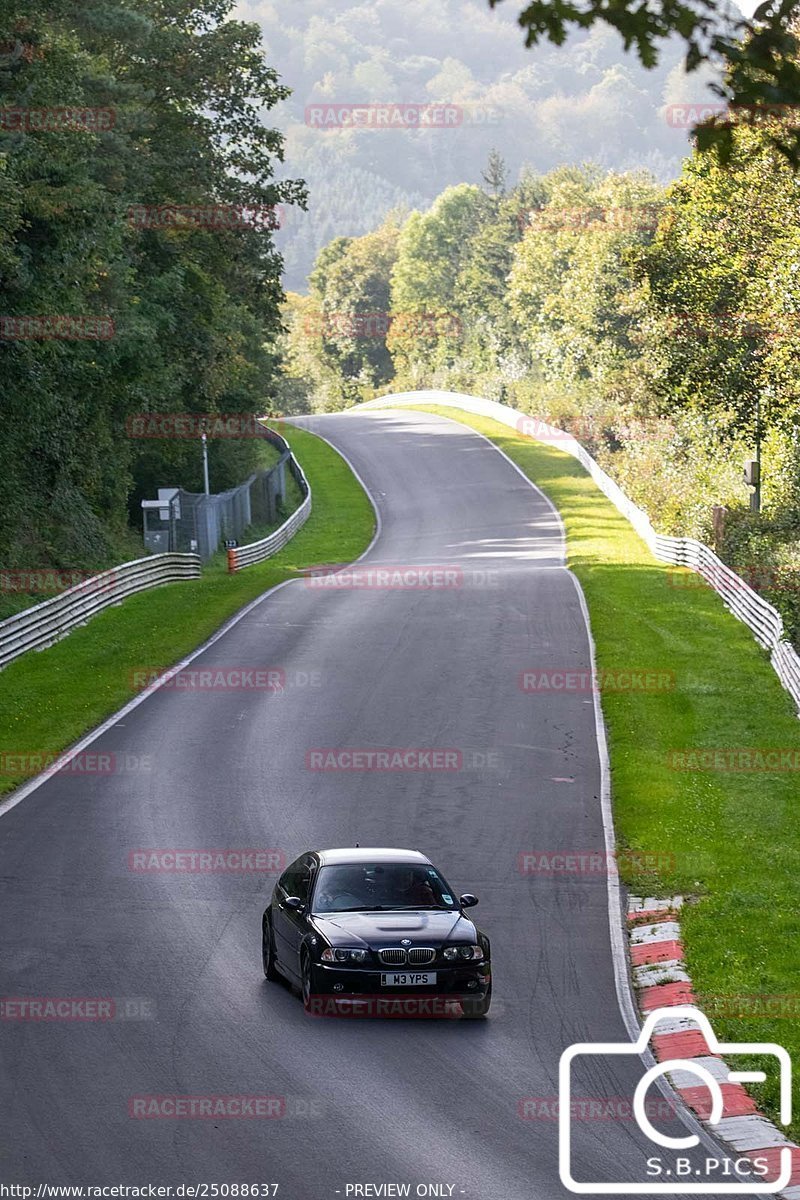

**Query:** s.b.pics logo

left=559, top=1007, right=792, bottom=1193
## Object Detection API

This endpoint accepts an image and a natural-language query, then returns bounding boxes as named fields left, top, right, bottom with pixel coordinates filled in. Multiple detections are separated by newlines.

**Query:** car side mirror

left=284, top=895, right=305, bottom=912
left=460, top=893, right=478, bottom=908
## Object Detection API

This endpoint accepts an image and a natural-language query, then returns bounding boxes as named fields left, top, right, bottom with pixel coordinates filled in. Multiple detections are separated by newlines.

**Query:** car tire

left=262, top=913, right=281, bottom=982
left=301, top=950, right=314, bottom=1011
left=461, top=984, right=491, bottom=1019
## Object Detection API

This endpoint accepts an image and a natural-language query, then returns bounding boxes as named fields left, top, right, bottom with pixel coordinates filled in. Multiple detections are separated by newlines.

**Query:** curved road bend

left=1, top=410, right=733, bottom=1198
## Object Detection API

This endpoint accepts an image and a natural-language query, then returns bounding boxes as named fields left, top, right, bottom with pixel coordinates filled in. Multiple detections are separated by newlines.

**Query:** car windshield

left=311, top=863, right=459, bottom=914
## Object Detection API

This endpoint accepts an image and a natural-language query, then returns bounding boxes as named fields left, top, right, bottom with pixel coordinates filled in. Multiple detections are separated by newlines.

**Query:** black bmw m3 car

left=261, top=847, right=492, bottom=1017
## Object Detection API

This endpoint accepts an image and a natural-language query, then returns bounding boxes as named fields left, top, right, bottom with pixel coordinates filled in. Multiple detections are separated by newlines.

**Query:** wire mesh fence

left=142, top=437, right=292, bottom=561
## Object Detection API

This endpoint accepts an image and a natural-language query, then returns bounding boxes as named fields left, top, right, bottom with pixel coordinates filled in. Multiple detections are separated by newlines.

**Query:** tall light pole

left=201, top=431, right=210, bottom=496
left=744, top=396, right=762, bottom=514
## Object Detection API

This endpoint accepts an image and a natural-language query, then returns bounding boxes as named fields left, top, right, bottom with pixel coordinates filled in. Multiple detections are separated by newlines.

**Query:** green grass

left=408, top=404, right=800, bottom=1133
left=0, top=422, right=374, bottom=800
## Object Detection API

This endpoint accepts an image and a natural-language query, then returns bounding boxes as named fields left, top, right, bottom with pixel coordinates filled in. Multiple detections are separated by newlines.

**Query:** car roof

left=315, top=847, right=432, bottom=866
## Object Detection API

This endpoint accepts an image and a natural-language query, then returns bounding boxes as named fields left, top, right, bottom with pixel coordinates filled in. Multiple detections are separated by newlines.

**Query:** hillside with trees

left=281, top=128, right=800, bottom=642
left=238, top=0, right=710, bottom=289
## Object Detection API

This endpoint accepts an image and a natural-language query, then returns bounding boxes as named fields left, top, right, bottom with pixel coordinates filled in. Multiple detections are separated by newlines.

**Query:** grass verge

left=0, top=422, right=374, bottom=800
left=409, top=403, right=800, bottom=1133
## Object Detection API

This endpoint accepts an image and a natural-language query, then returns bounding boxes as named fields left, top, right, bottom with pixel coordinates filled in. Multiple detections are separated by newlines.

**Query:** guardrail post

left=712, top=505, right=727, bottom=553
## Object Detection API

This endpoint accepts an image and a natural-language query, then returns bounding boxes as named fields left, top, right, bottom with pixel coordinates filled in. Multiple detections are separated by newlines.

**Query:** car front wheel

left=262, top=913, right=280, bottom=982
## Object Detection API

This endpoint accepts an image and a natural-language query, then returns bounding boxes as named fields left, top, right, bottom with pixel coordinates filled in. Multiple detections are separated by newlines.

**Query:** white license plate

left=380, top=972, right=436, bottom=987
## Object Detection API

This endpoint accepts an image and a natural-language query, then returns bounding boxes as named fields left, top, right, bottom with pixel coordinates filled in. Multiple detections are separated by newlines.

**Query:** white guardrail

left=360, top=389, right=800, bottom=716
left=0, top=553, right=201, bottom=670
left=227, top=427, right=312, bottom=572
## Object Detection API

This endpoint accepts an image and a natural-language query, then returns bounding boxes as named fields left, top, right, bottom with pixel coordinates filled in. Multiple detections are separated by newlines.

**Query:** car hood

left=311, top=909, right=475, bottom=949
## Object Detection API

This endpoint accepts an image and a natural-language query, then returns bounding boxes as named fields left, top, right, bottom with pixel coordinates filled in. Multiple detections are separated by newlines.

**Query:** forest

left=281, top=130, right=800, bottom=641
left=5, top=0, right=800, bottom=641
left=241, top=0, right=706, bottom=289
left=0, top=0, right=304, bottom=575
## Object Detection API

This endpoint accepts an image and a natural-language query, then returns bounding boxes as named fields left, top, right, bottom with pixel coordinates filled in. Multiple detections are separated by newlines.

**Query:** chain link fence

left=142, top=434, right=292, bottom=561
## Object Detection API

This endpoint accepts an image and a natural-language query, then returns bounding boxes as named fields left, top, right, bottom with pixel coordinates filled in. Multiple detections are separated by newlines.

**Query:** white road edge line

left=367, top=403, right=727, bottom=1159
left=0, top=423, right=381, bottom=820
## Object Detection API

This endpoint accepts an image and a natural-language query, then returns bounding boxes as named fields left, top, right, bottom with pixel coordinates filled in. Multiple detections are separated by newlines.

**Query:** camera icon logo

left=559, top=1005, right=792, bottom=1194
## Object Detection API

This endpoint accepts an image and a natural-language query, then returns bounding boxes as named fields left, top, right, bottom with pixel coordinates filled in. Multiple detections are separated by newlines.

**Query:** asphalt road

left=1, top=410, right=737, bottom=1198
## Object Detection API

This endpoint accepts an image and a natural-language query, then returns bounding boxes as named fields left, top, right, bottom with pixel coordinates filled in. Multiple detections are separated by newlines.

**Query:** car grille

left=378, top=948, right=407, bottom=966
left=378, top=947, right=436, bottom=966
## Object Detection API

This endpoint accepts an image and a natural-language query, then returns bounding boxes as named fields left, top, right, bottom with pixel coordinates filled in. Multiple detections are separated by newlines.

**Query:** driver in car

left=316, top=867, right=365, bottom=911
left=394, top=867, right=436, bottom=906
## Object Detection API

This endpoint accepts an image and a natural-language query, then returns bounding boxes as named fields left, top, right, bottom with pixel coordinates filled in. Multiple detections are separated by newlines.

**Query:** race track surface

left=1, top=410, right=733, bottom=1198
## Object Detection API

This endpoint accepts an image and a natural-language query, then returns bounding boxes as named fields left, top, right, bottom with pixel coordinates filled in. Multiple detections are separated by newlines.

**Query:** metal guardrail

left=0, top=423, right=312, bottom=666
left=0, top=553, right=201, bottom=670
left=226, top=427, right=312, bottom=572
left=360, top=389, right=800, bottom=716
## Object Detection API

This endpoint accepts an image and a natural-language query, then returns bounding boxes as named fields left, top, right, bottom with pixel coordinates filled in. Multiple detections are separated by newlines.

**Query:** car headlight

left=443, top=944, right=483, bottom=961
left=321, top=947, right=367, bottom=963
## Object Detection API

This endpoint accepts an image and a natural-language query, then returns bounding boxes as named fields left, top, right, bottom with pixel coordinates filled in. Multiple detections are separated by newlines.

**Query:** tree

left=388, top=184, right=488, bottom=378
left=639, top=122, right=800, bottom=441
left=495, top=0, right=800, bottom=166
left=0, top=0, right=305, bottom=567
left=283, top=215, right=402, bottom=409
left=481, top=149, right=509, bottom=197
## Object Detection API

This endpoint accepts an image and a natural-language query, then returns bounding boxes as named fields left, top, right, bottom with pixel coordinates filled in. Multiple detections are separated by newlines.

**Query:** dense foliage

left=0, top=0, right=304, bottom=571
left=499, top=0, right=800, bottom=167
left=283, top=132, right=800, bottom=640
